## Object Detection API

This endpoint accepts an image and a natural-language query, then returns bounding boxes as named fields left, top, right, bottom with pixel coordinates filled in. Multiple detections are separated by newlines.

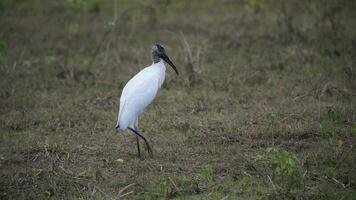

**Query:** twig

left=89, top=4, right=154, bottom=68
left=120, top=191, right=134, bottom=198
left=331, top=177, right=346, bottom=188
left=92, top=185, right=108, bottom=198
left=318, top=94, right=321, bottom=120
left=88, top=0, right=119, bottom=68
left=113, top=0, right=118, bottom=23
left=267, top=175, right=279, bottom=195
left=196, top=39, right=208, bottom=72
left=180, top=31, right=193, bottom=64
left=88, top=28, right=112, bottom=67
left=89, top=186, right=96, bottom=200
left=179, top=31, right=205, bottom=85
left=116, top=183, right=136, bottom=200
left=59, top=166, right=73, bottom=175
left=335, top=146, right=354, bottom=169
left=103, top=0, right=120, bottom=64
left=75, top=185, right=85, bottom=200
left=168, top=177, right=182, bottom=196
left=292, top=92, right=312, bottom=101
left=238, top=153, right=265, bottom=178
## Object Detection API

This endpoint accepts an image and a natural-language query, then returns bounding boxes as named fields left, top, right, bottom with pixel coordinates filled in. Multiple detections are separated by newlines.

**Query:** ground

left=0, top=0, right=355, bottom=199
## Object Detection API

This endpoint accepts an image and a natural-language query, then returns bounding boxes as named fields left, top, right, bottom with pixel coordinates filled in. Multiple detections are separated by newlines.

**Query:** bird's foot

left=145, top=143, right=154, bottom=158
left=148, top=148, right=153, bottom=158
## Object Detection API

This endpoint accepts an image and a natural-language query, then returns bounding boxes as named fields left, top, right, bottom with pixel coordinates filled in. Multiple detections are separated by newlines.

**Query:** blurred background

left=0, top=0, right=355, bottom=199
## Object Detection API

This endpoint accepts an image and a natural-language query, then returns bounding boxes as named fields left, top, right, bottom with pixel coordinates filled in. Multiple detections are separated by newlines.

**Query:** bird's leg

left=144, top=140, right=153, bottom=157
left=134, top=121, right=142, bottom=158
left=136, top=136, right=141, bottom=158
left=128, top=127, right=153, bottom=157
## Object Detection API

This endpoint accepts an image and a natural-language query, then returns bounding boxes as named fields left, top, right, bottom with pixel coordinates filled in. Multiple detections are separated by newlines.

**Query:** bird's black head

left=151, top=43, right=165, bottom=56
left=152, top=43, right=179, bottom=75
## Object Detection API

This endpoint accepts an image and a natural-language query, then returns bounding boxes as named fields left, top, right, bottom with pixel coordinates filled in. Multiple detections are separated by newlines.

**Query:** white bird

left=115, top=43, right=179, bottom=157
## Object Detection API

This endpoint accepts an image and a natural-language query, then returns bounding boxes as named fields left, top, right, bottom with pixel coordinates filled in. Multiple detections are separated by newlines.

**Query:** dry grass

left=0, top=0, right=355, bottom=199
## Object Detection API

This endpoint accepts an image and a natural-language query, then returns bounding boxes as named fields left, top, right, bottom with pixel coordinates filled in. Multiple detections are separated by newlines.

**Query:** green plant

left=266, top=147, right=297, bottom=178
left=68, top=23, right=79, bottom=34
left=265, top=147, right=303, bottom=196
left=0, top=0, right=11, bottom=10
left=267, top=111, right=278, bottom=145
left=177, top=175, right=191, bottom=189
left=198, top=164, right=214, bottom=182
left=320, top=107, right=341, bottom=145
left=323, top=166, right=337, bottom=179
left=65, top=0, right=99, bottom=13
left=0, top=41, right=7, bottom=63
left=350, top=123, right=356, bottom=137
left=269, top=111, right=278, bottom=123
left=46, top=55, right=57, bottom=65
left=246, top=0, right=263, bottom=10
left=154, top=178, right=172, bottom=198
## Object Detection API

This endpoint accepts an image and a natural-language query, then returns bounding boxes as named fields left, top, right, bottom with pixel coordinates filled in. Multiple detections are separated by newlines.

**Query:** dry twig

left=168, top=177, right=182, bottom=196
left=116, top=183, right=136, bottom=200
left=180, top=31, right=207, bottom=85
left=89, top=186, right=96, bottom=200
left=267, top=175, right=279, bottom=195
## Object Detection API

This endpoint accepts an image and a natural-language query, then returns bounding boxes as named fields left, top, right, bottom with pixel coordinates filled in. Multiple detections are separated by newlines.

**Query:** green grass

left=0, top=0, right=355, bottom=199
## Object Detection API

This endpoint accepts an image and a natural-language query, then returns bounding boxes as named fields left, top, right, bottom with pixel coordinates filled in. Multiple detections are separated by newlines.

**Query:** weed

left=198, top=164, right=214, bottom=182
left=320, top=107, right=342, bottom=146
left=46, top=55, right=56, bottom=65
left=68, top=23, right=80, bottom=34
left=269, top=112, right=278, bottom=123
left=351, top=123, right=356, bottom=137
left=266, top=147, right=303, bottom=196
left=154, top=178, right=172, bottom=199
left=0, top=41, right=7, bottom=63
left=65, top=0, right=99, bottom=13
left=266, top=148, right=298, bottom=178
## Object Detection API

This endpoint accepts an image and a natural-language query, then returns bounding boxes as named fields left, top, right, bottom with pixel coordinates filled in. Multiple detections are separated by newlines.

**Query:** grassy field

left=0, top=0, right=355, bottom=199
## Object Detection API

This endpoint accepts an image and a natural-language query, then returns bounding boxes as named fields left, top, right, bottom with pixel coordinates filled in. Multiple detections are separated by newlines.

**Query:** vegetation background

left=0, top=0, right=355, bottom=199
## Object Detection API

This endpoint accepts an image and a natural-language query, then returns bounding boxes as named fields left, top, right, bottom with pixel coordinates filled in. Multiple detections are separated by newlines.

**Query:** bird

left=115, top=43, right=179, bottom=157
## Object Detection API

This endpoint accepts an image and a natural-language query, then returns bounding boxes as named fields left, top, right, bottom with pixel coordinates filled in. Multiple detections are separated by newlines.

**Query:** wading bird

left=115, top=43, right=178, bottom=157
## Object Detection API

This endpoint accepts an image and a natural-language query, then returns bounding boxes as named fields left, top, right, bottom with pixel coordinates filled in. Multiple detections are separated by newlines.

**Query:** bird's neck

left=151, top=61, right=166, bottom=87
left=151, top=60, right=165, bottom=69
left=152, top=53, right=161, bottom=63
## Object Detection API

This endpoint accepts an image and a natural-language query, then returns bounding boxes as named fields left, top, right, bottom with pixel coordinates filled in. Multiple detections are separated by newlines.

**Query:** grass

left=0, top=0, right=355, bottom=199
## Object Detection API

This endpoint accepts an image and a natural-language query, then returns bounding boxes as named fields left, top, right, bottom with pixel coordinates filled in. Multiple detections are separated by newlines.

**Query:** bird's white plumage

left=116, top=60, right=166, bottom=130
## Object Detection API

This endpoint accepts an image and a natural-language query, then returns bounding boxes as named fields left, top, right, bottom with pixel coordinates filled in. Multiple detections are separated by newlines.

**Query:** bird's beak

left=160, top=53, right=179, bottom=75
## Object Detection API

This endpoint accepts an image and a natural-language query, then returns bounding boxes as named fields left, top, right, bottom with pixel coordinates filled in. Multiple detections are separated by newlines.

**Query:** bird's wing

left=123, top=69, right=160, bottom=112
left=118, top=96, right=126, bottom=120
left=118, top=68, right=160, bottom=127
